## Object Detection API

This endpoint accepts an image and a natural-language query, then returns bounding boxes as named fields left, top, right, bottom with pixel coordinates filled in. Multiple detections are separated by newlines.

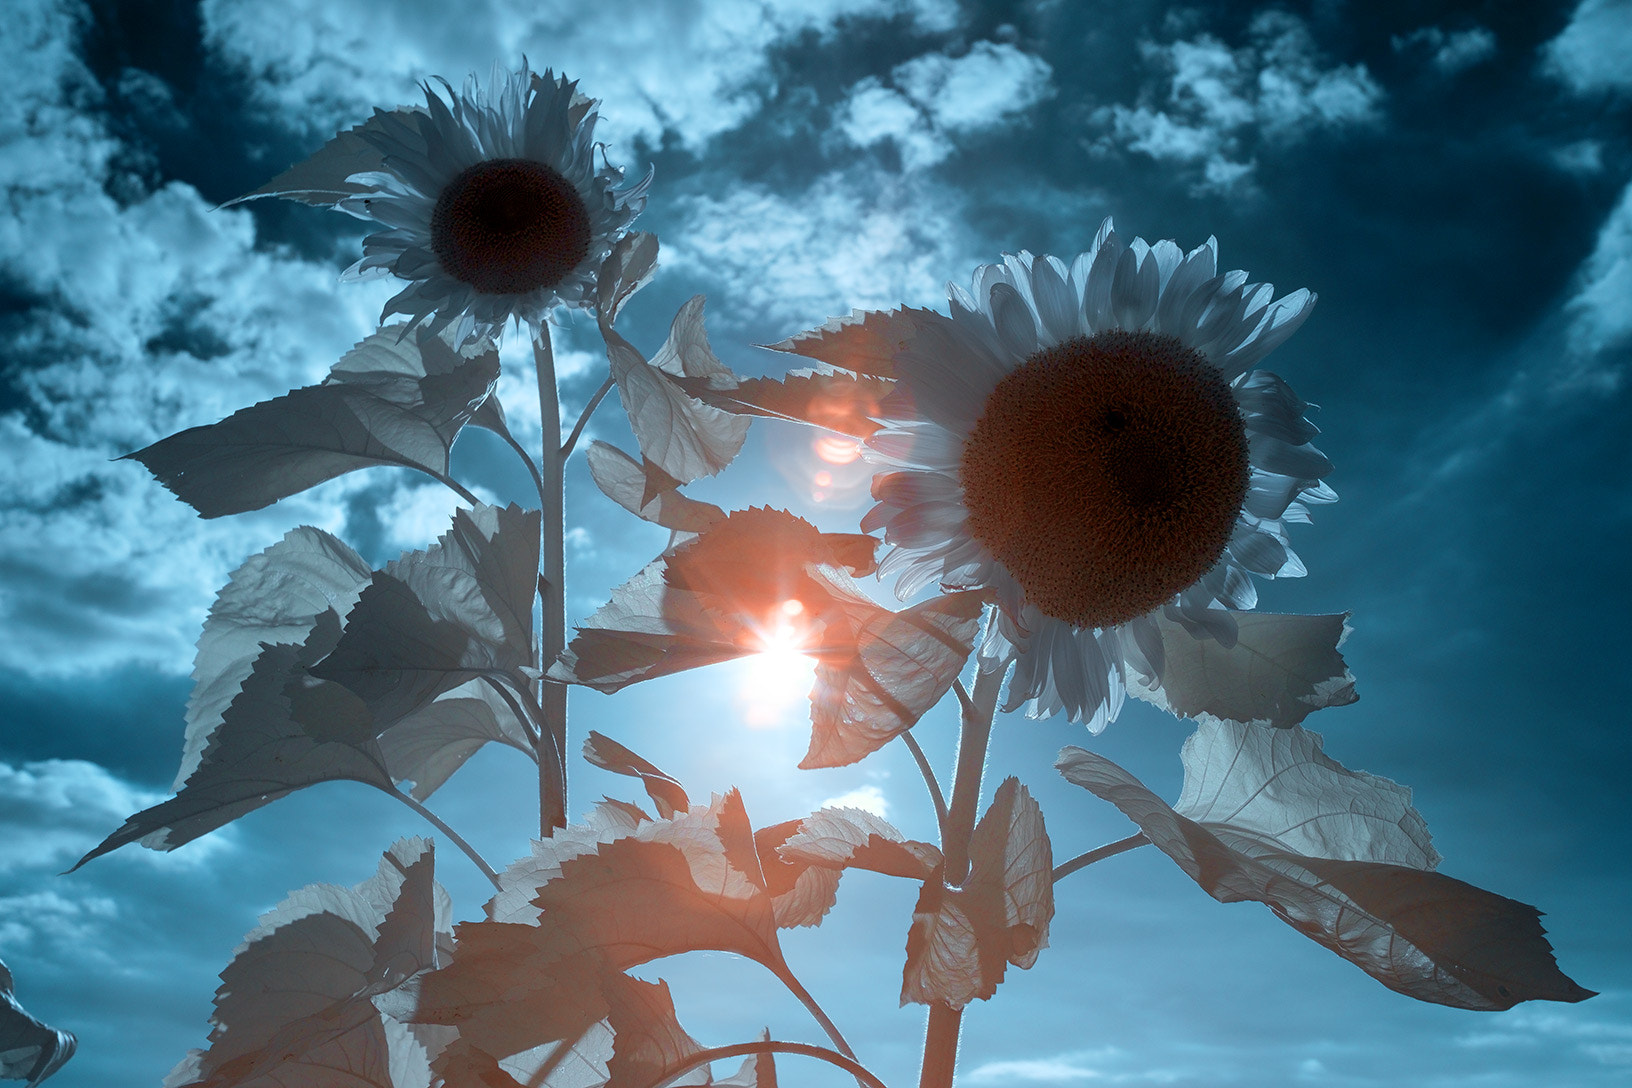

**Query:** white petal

left=1028, top=255, right=1078, bottom=345
left=988, top=281, right=1040, bottom=359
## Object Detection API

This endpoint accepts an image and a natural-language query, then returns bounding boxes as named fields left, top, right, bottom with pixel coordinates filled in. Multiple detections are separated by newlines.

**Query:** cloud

left=667, top=167, right=975, bottom=331
left=201, top=0, right=960, bottom=150
left=836, top=40, right=1055, bottom=170
left=1543, top=0, right=1632, bottom=96
left=1092, top=11, right=1383, bottom=192
left=816, top=784, right=888, bottom=818
left=1391, top=26, right=1498, bottom=75
left=1565, top=179, right=1632, bottom=363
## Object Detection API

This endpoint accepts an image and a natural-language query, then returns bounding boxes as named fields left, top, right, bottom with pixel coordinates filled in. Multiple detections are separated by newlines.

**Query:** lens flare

left=736, top=601, right=817, bottom=728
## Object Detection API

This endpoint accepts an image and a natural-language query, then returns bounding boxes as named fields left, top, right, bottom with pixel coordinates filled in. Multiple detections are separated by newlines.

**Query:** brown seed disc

left=430, top=158, right=592, bottom=294
left=959, top=330, right=1250, bottom=629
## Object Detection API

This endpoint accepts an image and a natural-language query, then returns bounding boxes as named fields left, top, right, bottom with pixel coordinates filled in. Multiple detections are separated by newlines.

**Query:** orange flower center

left=959, top=330, right=1249, bottom=628
left=430, top=158, right=591, bottom=295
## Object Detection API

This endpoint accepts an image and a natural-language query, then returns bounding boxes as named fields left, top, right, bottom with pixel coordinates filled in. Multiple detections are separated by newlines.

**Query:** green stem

left=561, top=374, right=616, bottom=460
left=648, top=1041, right=887, bottom=1088
left=775, top=965, right=857, bottom=1060
left=899, top=730, right=949, bottom=841
left=918, top=661, right=1005, bottom=1088
left=534, top=328, right=568, bottom=836
left=497, top=424, right=548, bottom=509
left=1052, top=832, right=1150, bottom=882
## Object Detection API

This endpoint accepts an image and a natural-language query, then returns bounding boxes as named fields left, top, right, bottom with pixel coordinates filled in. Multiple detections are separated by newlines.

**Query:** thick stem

left=377, top=785, right=501, bottom=891
left=1052, top=832, right=1150, bottom=883
left=534, top=328, right=569, bottom=836
left=647, top=1041, right=887, bottom=1088
left=918, top=661, right=1005, bottom=1088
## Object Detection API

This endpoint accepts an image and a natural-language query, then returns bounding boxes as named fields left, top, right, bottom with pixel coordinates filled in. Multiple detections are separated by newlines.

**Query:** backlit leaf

left=596, top=231, right=660, bottom=323
left=753, top=820, right=843, bottom=929
left=900, top=779, right=1052, bottom=1009
left=766, top=307, right=950, bottom=380
left=586, top=441, right=725, bottom=533
left=1057, top=721, right=1594, bottom=1009
left=1132, top=610, right=1357, bottom=728
left=779, top=807, right=941, bottom=881
left=674, top=368, right=892, bottom=439
left=126, top=326, right=498, bottom=517
left=582, top=731, right=690, bottom=819
left=224, top=107, right=413, bottom=206
left=604, top=298, right=749, bottom=485
left=0, top=959, right=75, bottom=1087
left=162, top=839, right=450, bottom=1088
left=379, top=678, right=535, bottom=801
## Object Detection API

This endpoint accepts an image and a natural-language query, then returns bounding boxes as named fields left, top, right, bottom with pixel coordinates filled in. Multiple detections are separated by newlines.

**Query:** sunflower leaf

left=754, top=819, right=845, bottom=929
left=602, top=297, right=750, bottom=485
left=126, top=326, right=498, bottom=518
left=901, top=778, right=1053, bottom=1009
left=1134, top=610, right=1357, bottom=728
left=312, top=503, right=540, bottom=729
left=582, top=730, right=690, bottom=819
left=162, top=839, right=450, bottom=1088
left=585, top=440, right=725, bottom=533
left=766, top=307, right=950, bottom=380
left=673, top=367, right=892, bottom=439
left=224, top=107, right=415, bottom=206
left=596, top=230, right=660, bottom=324
left=0, top=959, right=76, bottom=1087
left=378, top=678, right=535, bottom=801
left=779, top=807, right=942, bottom=880
left=1056, top=721, right=1595, bottom=1010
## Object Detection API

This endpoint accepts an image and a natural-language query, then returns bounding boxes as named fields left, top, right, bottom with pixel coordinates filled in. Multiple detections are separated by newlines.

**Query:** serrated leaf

left=779, top=808, right=941, bottom=881
left=753, top=820, right=843, bottom=929
left=75, top=639, right=395, bottom=868
left=766, top=307, right=950, bottom=379
left=1133, top=611, right=1357, bottom=728
left=900, top=779, right=1052, bottom=1009
left=379, top=678, right=535, bottom=801
left=603, top=298, right=750, bottom=485
left=313, top=503, right=540, bottom=728
left=181, top=526, right=372, bottom=789
left=1057, top=721, right=1594, bottom=1010
left=802, top=589, right=986, bottom=769
left=596, top=231, right=660, bottom=323
left=126, top=326, right=499, bottom=518
left=586, top=441, right=725, bottom=533
left=674, top=368, right=892, bottom=439
left=162, top=839, right=449, bottom=1088
left=224, top=107, right=414, bottom=206
left=583, top=731, right=690, bottom=819
left=0, top=959, right=75, bottom=1087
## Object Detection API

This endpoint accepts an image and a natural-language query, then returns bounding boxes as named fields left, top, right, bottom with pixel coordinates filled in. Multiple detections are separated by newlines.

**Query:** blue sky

left=2, top=0, right=1630, bottom=1085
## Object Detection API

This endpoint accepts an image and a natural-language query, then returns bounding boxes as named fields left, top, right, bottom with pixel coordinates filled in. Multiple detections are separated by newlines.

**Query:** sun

left=736, top=599, right=818, bottom=728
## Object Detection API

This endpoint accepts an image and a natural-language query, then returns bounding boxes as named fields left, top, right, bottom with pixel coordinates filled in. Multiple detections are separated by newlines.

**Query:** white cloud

left=816, top=784, right=888, bottom=818
left=201, top=0, right=959, bottom=150
left=1566, top=179, right=1632, bottom=362
left=667, top=167, right=974, bottom=330
left=1543, top=0, right=1632, bottom=95
left=1096, top=11, right=1382, bottom=192
left=1391, top=26, right=1498, bottom=76
left=377, top=478, right=502, bottom=552
left=837, top=41, right=1054, bottom=169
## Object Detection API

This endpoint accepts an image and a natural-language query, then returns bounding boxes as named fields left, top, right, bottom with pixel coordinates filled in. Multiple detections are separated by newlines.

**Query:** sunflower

left=862, top=219, right=1335, bottom=729
left=338, top=66, right=649, bottom=344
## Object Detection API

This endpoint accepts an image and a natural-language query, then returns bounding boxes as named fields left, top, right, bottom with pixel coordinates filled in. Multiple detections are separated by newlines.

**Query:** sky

left=1, top=0, right=1630, bottom=1086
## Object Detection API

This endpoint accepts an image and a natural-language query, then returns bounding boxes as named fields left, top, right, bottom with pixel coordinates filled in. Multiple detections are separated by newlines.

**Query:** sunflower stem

left=919, top=662, right=1005, bottom=1088
left=376, top=785, right=501, bottom=891
left=534, top=326, right=569, bottom=836
left=1052, top=832, right=1150, bottom=882
left=561, top=374, right=615, bottom=460
left=643, top=1041, right=887, bottom=1088
left=899, top=730, right=949, bottom=840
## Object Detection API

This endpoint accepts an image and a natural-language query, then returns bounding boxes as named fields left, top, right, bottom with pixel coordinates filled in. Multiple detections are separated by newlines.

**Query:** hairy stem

left=560, top=373, right=616, bottom=460
left=646, top=1041, right=888, bottom=1088
left=775, top=965, right=857, bottom=1060
left=919, top=662, right=1005, bottom=1088
left=377, top=785, right=501, bottom=891
left=899, top=730, right=949, bottom=841
left=498, top=425, right=548, bottom=509
left=534, top=328, right=569, bottom=836
left=1052, top=832, right=1150, bottom=882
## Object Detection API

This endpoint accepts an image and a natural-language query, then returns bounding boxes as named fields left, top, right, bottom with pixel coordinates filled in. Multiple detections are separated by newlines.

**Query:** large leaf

left=224, top=107, right=417, bottom=206
left=378, top=678, right=535, bottom=801
left=1132, top=610, right=1357, bottom=728
left=582, top=731, right=690, bottom=819
left=127, top=326, right=499, bottom=517
left=779, top=807, right=941, bottom=881
left=417, top=794, right=790, bottom=1079
left=803, top=589, right=986, bottom=769
left=1057, top=721, right=1594, bottom=1010
left=180, top=527, right=372, bottom=789
left=313, top=503, right=540, bottom=728
left=765, top=307, right=950, bottom=380
left=900, top=779, right=1052, bottom=1009
left=604, top=297, right=749, bottom=485
left=163, top=839, right=450, bottom=1088
left=596, top=231, right=660, bottom=324
left=586, top=441, right=725, bottom=533
left=0, top=959, right=75, bottom=1087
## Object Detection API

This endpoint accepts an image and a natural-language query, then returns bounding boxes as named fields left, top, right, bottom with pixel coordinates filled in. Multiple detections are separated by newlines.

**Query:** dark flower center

left=959, top=330, right=1250, bottom=629
left=430, top=158, right=591, bottom=295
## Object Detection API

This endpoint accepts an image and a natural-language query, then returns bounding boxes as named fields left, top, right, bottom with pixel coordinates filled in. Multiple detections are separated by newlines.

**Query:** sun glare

left=736, top=600, right=818, bottom=728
